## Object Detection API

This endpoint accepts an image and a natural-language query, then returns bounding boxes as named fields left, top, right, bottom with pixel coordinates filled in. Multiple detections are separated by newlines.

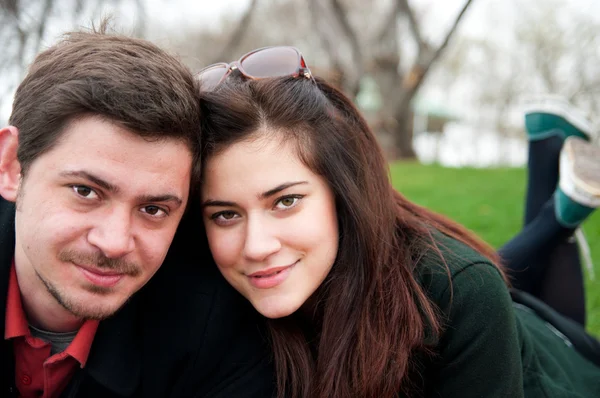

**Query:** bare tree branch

left=7, top=0, right=28, bottom=73
left=329, top=0, right=361, bottom=60
left=308, top=0, right=346, bottom=85
left=404, top=0, right=475, bottom=93
left=133, top=0, right=147, bottom=37
left=427, top=0, right=473, bottom=66
left=387, top=0, right=475, bottom=158
left=308, top=0, right=334, bottom=54
left=90, top=0, right=108, bottom=22
left=0, top=0, right=18, bottom=14
left=327, top=0, right=363, bottom=95
left=33, top=0, right=56, bottom=54
left=74, top=0, right=84, bottom=19
left=2, top=0, right=22, bottom=35
left=397, top=0, right=425, bottom=50
left=376, top=0, right=401, bottom=42
left=212, top=0, right=259, bottom=63
left=569, top=52, right=600, bottom=101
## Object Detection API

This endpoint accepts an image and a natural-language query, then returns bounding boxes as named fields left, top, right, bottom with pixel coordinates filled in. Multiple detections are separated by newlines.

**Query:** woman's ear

left=0, top=126, right=22, bottom=202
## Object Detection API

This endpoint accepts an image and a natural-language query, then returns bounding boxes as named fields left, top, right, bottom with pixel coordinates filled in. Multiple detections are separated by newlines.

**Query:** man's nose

left=87, top=207, right=135, bottom=258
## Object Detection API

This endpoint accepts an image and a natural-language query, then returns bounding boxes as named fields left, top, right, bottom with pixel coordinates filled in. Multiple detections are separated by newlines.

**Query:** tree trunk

left=387, top=0, right=475, bottom=160
left=388, top=75, right=420, bottom=160
left=392, top=110, right=417, bottom=159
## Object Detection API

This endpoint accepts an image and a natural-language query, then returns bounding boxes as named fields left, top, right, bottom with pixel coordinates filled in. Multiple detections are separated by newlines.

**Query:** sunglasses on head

left=197, top=46, right=313, bottom=91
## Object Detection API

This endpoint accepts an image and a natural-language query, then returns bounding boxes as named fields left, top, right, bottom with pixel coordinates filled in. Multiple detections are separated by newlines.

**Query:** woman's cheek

left=208, top=229, right=241, bottom=269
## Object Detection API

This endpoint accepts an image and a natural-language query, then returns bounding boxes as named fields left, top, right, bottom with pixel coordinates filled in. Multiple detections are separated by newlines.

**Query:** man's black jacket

left=0, top=197, right=275, bottom=397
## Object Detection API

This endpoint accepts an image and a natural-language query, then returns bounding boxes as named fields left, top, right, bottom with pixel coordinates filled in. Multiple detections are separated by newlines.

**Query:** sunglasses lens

left=241, top=47, right=300, bottom=78
left=197, top=65, right=228, bottom=91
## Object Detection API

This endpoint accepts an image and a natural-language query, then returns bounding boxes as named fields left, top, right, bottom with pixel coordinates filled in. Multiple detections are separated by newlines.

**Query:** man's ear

left=0, top=126, right=22, bottom=202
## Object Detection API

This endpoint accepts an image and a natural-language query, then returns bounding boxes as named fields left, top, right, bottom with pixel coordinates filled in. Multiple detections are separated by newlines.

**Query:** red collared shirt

left=4, top=262, right=99, bottom=398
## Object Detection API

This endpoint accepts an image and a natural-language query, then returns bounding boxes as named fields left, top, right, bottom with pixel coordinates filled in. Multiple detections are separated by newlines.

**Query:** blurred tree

left=0, top=0, right=146, bottom=123
left=516, top=1, right=600, bottom=113
left=320, top=0, right=474, bottom=159
left=169, top=0, right=475, bottom=159
left=209, top=0, right=259, bottom=65
left=430, top=0, right=600, bottom=137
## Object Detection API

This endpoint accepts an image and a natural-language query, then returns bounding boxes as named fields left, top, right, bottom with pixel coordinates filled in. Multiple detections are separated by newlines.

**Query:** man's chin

left=64, top=300, right=127, bottom=321
left=54, top=290, right=130, bottom=321
left=39, top=271, right=134, bottom=321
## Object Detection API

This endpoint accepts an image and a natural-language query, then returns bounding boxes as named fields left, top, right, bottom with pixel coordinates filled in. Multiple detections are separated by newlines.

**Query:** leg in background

left=523, top=97, right=591, bottom=225
left=499, top=199, right=575, bottom=295
left=520, top=98, right=593, bottom=324
left=539, top=240, right=586, bottom=326
left=501, top=137, right=600, bottom=325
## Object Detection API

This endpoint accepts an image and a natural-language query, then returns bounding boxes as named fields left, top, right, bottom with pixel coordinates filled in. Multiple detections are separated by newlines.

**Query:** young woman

left=197, top=46, right=600, bottom=397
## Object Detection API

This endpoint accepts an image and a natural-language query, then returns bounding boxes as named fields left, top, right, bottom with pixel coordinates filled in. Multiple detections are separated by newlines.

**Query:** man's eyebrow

left=202, top=181, right=309, bottom=209
left=59, top=170, right=119, bottom=193
left=60, top=170, right=183, bottom=207
left=259, top=181, right=308, bottom=200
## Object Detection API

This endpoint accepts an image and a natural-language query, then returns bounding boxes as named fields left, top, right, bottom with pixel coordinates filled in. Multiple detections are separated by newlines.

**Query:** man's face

left=14, top=116, right=192, bottom=320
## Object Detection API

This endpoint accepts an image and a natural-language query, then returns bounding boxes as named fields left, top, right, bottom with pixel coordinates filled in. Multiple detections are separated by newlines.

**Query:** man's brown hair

left=9, top=21, right=201, bottom=184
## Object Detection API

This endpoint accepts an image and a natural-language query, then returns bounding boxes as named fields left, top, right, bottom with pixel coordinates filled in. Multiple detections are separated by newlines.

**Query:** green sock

left=554, top=188, right=595, bottom=228
left=525, top=112, right=589, bottom=141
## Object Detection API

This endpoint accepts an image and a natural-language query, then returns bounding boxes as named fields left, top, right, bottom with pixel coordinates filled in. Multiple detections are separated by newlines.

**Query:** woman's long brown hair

left=200, top=75, right=503, bottom=398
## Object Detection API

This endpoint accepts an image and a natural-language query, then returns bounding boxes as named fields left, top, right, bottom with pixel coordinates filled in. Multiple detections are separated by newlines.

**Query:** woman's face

left=201, top=134, right=339, bottom=318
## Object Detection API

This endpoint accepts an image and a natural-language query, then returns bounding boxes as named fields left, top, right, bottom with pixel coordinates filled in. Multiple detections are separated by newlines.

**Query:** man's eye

left=141, top=205, right=167, bottom=217
left=72, top=185, right=97, bottom=199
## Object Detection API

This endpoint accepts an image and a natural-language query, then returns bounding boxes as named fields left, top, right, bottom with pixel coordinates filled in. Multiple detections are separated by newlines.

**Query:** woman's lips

left=247, top=261, right=297, bottom=289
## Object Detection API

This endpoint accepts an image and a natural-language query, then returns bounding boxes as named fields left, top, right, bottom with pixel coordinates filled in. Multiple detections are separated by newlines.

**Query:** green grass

left=389, top=162, right=600, bottom=337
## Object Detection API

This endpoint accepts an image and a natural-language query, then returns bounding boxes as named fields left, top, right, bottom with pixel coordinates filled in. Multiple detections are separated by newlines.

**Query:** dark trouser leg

left=539, top=241, right=586, bottom=326
left=519, top=135, right=586, bottom=325
left=499, top=199, right=575, bottom=295
left=523, top=136, right=563, bottom=225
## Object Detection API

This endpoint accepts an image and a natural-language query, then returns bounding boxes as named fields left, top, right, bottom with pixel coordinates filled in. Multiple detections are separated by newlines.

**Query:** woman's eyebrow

left=259, top=181, right=308, bottom=200
left=202, top=199, right=236, bottom=208
left=202, top=181, right=309, bottom=208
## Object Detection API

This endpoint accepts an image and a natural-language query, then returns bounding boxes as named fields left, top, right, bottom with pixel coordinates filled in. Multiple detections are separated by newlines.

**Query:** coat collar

left=85, top=296, right=141, bottom=395
left=0, top=199, right=16, bottom=341
left=0, top=197, right=141, bottom=396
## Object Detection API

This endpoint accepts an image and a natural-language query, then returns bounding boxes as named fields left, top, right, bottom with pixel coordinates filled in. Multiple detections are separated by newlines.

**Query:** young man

left=0, top=27, right=274, bottom=397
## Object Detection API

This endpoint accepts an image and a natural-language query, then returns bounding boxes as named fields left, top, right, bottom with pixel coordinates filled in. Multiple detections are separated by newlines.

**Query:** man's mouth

left=75, top=263, right=126, bottom=288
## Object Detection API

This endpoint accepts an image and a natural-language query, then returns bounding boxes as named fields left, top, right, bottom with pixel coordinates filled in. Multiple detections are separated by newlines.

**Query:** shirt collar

left=5, top=261, right=99, bottom=366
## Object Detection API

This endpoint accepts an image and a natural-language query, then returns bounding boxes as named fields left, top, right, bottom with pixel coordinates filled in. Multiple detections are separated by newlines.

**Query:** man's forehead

left=57, top=116, right=192, bottom=149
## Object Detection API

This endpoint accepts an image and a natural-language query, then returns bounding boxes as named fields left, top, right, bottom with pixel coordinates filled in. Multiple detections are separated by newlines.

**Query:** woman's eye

left=210, top=211, right=240, bottom=225
left=218, top=211, right=237, bottom=220
left=72, top=185, right=97, bottom=199
left=274, top=195, right=302, bottom=210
